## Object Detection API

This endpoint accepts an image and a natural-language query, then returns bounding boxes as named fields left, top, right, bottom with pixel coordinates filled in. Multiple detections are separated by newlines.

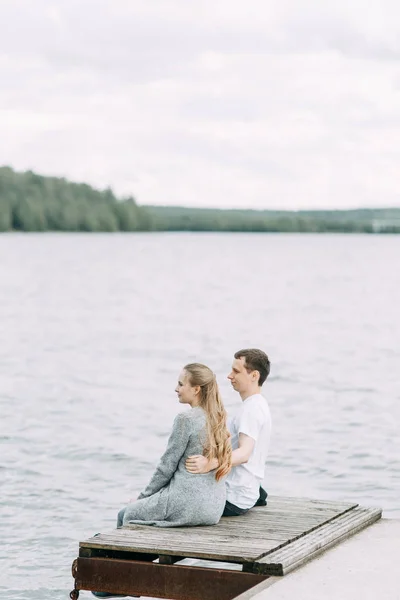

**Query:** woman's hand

left=185, top=455, right=215, bottom=473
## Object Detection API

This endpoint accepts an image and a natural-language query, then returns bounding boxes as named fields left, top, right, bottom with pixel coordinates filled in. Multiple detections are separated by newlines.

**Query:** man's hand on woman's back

left=186, top=455, right=217, bottom=473
left=186, top=434, right=255, bottom=475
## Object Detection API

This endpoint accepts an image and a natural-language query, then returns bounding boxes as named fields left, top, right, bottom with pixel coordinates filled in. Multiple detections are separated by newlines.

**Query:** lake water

left=1, top=232, right=399, bottom=600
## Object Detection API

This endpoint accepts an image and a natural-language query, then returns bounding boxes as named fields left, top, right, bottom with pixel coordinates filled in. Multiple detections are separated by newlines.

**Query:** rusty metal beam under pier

left=73, top=556, right=267, bottom=600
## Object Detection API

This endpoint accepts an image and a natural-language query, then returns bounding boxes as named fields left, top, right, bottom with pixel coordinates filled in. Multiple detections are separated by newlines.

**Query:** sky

left=1, top=0, right=400, bottom=210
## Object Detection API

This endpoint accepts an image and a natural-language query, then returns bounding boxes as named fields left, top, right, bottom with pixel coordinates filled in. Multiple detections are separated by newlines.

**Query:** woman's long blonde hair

left=184, top=363, right=232, bottom=481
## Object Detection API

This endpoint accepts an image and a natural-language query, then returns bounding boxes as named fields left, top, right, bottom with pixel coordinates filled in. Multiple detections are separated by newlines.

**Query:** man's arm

left=232, top=433, right=255, bottom=466
left=185, top=433, right=255, bottom=474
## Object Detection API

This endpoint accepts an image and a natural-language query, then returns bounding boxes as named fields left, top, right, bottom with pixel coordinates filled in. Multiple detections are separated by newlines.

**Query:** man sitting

left=186, top=348, right=271, bottom=516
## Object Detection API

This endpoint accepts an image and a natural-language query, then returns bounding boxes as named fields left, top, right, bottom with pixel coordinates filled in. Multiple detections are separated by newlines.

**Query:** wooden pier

left=70, top=495, right=381, bottom=600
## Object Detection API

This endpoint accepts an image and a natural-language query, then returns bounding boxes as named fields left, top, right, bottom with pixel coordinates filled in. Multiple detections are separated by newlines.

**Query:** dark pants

left=222, top=486, right=268, bottom=517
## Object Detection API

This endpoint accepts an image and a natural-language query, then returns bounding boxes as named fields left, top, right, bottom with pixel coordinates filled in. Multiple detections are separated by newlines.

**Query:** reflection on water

left=1, top=232, right=399, bottom=599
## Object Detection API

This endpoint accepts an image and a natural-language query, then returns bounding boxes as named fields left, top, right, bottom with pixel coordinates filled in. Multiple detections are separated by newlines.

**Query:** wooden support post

left=159, top=554, right=185, bottom=565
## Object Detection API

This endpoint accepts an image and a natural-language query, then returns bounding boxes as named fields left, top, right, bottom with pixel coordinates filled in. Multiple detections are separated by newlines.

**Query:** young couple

left=118, top=348, right=272, bottom=527
left=92, top=350, right=271, bottom=597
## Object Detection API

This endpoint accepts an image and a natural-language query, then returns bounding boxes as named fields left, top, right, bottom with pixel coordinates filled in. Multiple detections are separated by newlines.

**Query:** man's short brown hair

left=234, top=348, right=271, bottom=386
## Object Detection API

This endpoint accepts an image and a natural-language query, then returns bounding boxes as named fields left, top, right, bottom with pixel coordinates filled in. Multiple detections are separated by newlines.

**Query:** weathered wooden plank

left=245, top=507, right=382, bottom=576
left=80, top=496, right=358, bottom=563
left=80, top=536, right=278, bottom=562
left=267, top=495, right=356, bottom=506
left=75, top=556, right=267, bottom=600
left=264, top=497, right=358, bottom=513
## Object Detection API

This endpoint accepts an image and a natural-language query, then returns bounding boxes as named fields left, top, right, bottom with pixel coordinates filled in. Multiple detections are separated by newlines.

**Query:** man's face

left=227, top=357, right=255, bottom=394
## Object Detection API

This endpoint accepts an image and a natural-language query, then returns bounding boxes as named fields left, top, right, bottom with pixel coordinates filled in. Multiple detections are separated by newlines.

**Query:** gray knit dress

left=119, top=407, right=226, bottom=527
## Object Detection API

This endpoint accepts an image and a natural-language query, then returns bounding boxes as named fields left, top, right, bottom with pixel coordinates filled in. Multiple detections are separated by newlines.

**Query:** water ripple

left=1, top=232, right=399, bottom=600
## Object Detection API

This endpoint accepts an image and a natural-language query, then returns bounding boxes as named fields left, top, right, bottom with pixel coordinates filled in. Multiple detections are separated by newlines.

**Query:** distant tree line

left=1, top=166, right=400, bottom=233
left=145, top=206, right=400, bottom=233
left=146, top=207, right=375, bottom=233
left=0, top=166, right=150, bottom=232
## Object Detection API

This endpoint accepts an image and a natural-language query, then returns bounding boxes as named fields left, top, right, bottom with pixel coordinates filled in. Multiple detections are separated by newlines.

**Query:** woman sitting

left=118, top=363, right=232, bottom=527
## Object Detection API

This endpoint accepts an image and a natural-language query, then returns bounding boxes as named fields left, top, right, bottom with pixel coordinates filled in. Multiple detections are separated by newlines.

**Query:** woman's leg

left=91, top=508, right=129, bottom=598
left=117, top=507, right=126, bottom=528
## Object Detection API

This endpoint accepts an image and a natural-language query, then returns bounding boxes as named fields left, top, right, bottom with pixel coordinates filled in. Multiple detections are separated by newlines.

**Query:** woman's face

left=175, top=370, right=200, bottom=406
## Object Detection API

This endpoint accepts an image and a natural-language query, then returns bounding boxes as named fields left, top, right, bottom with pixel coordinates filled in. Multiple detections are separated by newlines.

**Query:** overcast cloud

left=1, top=0, right=400, bottom=209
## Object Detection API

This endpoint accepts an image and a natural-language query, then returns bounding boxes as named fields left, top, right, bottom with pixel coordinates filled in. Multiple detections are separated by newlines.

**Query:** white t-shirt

left=225, top=393, right=271, bottom=509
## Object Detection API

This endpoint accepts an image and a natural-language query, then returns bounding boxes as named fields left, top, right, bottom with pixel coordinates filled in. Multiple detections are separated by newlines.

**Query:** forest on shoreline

left=1, top=166, right=399, bottom=233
